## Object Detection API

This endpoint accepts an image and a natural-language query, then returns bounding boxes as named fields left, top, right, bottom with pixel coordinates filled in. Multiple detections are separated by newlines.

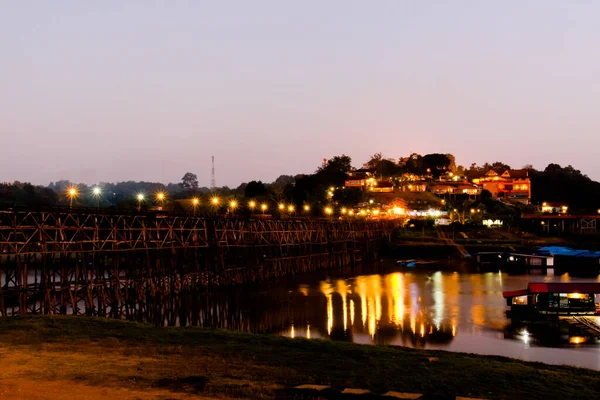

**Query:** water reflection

left=124, top=268, right=600, bottom=369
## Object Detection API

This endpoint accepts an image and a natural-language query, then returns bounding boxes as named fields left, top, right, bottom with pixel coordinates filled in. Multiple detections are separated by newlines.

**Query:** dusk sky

left=2, top=1, right=599, bottom=187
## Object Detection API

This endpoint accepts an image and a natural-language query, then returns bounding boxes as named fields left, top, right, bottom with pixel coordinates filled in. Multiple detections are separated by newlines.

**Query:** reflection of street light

left=92, top=186, right=101, bottom=209
left=67, top=187, right=78, bottom=208
left=192, top=198, right=199, bottom=216
left=137, top=193, right=144, bottom=211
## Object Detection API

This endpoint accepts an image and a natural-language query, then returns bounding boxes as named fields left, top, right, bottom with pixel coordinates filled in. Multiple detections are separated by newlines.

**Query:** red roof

left=503, top=289, right=529, bottom=298
left=506, top=169, right=529, bottom=179
left=503, top=282, right=600, bottom=298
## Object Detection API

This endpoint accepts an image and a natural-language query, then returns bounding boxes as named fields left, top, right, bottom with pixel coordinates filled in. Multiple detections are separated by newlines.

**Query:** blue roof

left=537, top=246, right=600, bottom=259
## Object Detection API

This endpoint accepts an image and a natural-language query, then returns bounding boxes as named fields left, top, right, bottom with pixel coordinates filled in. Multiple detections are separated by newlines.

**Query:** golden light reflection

left=569, top=336, right=586, bottom=344
left=315, top=271, right=460, bottom=345
left=368, top=296, right=376, bottom=338
left=388, top=273, right=404, bottom=325
left=471, top=304, right=485, bottom=326
left=307, top=324, right=311, bottom=339
left=327, top=295, right=333, bottom=335
left=336, top=280, right=348, bottom=331
left=290, top=324, right=295, bottom=338
left=356, top=276, right=368, bottom=327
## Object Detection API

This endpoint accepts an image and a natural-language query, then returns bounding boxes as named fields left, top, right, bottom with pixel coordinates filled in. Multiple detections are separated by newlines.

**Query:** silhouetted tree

left=180, top=172, right=199, bottom=191
left=244, top=181, right=268, bottom=198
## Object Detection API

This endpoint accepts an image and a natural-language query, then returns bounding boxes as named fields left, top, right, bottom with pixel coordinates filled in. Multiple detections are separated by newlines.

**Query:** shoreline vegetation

left=0, top=316, right=598, bottom=399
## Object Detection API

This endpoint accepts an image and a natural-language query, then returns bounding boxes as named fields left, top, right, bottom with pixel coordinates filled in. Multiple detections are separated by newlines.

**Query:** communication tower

left=210, top=156, right=216, bottom=191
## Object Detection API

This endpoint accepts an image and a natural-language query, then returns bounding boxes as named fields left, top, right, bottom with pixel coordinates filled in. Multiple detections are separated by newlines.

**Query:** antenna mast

left=210, top=156, right=216, bottom=191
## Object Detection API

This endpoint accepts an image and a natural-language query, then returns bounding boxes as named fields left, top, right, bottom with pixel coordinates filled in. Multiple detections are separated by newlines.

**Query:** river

left=191, top=265, right=600, bottom=370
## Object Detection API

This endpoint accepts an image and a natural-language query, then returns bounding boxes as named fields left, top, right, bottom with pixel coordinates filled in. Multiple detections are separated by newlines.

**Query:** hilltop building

left=472, top=169, right=531, bottom=203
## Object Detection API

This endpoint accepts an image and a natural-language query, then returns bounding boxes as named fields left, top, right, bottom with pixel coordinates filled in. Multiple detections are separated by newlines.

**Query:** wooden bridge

left=0, top=208, right=395, bottom=320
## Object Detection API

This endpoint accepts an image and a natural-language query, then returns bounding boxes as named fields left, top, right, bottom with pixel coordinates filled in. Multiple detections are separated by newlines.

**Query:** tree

left=244, top=180, right=268, bottom=198
left=405, top=153, right=424, bottom=175
left=316, top=155, right=354, bottom=187
left=489, top=162, right=511, bottom=174
left=421, top=153, right=453, bottom=177
left=364, top=153, right=401, bottom=178
left=273, top=175, right=295, bottom=187
left=180, top=173, right=199, bottom=191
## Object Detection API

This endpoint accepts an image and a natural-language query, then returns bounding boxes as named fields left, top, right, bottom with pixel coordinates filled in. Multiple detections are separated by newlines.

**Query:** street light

left=192, top=197, right=199, bottom=216
left=67, top=187, right=78, bottom=208
left=325, top=207, right=333, bottom=216
left=92, top=186, right=101, bottom=209
left=278, top=203, right=285, bottom=211
left=341, top=207, right=347, bottom=214
left=156, top=192, right=166, bottom=203
left=303, top=204, right=310, bottom=212
left=229, top=200, right=238, bottom=214
left=136, top=193, right=145, bottom=212
left=261, top=203, right=268, bottom=214
left=248, top=200, right=256, bottom=211
left=211, top=196, right=220, bottom=206
left=288, top=205, right=295, bottom=213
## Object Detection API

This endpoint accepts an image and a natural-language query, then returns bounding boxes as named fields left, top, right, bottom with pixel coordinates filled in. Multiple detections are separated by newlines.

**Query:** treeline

left=1, top=153, right=599, bottom=213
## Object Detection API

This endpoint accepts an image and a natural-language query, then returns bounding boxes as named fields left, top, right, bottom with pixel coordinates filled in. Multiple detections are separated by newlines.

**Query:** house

left=472, top=169, right=531, bottom=203
left=369, top=180, right=394, bottom=193
left=430, top=183, right=481, bottom=196
left=345, top=168, right=375, bottom=188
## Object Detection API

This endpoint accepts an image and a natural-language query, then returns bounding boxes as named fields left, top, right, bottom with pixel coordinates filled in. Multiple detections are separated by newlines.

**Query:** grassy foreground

left=0, top=317, right=598, bottom=399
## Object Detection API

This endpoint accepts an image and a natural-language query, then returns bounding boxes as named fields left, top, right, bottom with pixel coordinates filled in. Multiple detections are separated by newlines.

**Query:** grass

left=0, top=316, right=598, bottom=399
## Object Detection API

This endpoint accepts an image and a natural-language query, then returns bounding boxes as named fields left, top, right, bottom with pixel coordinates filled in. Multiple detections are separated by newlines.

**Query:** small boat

left=397, top=259, right=417, bottom=268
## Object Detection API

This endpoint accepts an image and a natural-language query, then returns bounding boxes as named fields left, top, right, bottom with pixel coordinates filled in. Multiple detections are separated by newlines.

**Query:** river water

left=196, top=266, right=600, bottom=370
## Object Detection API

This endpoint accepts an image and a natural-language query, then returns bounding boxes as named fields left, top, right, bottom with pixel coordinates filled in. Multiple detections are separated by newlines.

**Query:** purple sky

left=2, top=1, right=599, bottom=187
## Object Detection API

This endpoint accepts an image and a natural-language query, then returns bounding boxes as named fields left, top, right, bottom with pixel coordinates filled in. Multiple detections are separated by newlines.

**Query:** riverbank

left=0, top=316, right=597, bottom=399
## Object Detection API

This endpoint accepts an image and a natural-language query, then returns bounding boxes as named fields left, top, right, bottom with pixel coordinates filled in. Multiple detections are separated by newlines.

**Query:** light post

left=229, top=200, right=238, bottom=216
left=248, top=200, right=256, bottom=212
left=211, top=196, right=220, bottom=215
left=325, top=207, right=333, bottom=218
left=67, top=187, right=78, bottom=208
left=288, top=204, right=295, bottom=217
left=136, top=193, right=144, bottom=212
left=92, top=186, right=101, bottom=210
left=156, top=192, right=166, bottom=209
left=261, top=203, right=268, bottom=214
left=192, top=198, right=199, bottom=216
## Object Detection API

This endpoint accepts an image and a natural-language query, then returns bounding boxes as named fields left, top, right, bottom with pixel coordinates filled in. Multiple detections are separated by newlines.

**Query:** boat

left=396, top=259, right=439, bottom=269
left=503, top=282, right=600, bottom=321
left=397, top=259, right=417, bottom=268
